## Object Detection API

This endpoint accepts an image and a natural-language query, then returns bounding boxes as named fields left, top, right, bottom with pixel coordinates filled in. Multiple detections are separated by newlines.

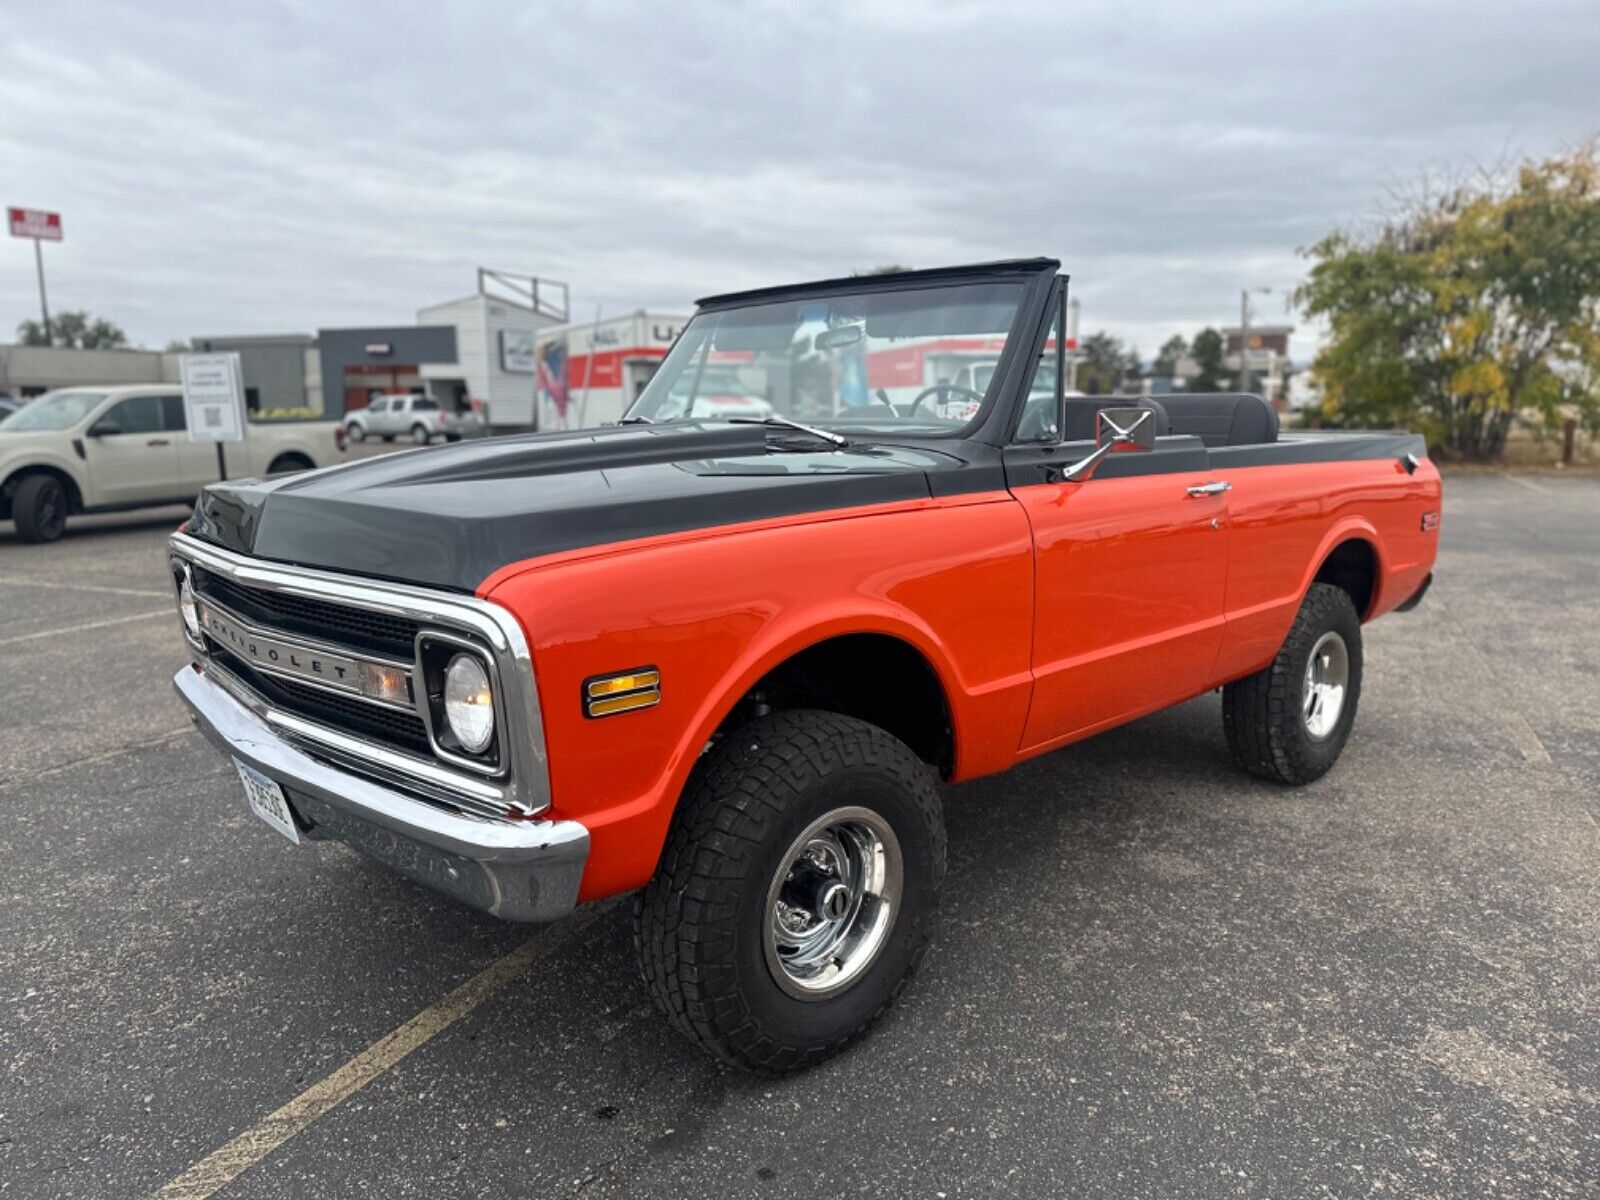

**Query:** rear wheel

left=635, top=709, right=945, bottom=1074
left=346, top=422, right=366, bottom=442
left=12, top=474, right=68, bottom=543
left=411, top=423, right=430, bottom=445
left=1223, top=582, right=1363, bottom=784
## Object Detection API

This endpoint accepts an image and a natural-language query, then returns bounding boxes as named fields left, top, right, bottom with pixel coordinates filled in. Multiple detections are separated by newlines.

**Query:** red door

left=1004, top=447, right=1231, bottom=754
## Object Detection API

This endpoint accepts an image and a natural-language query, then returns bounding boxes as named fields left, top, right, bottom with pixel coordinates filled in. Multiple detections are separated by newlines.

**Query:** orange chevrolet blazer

left=170, top=259, right=1440, bottom=1071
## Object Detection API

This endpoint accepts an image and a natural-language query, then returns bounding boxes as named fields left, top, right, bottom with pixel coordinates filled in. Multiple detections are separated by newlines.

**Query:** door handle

left=1186, top=481, right=1230, bottom=497
left=147, top=438, right=171, bottom=446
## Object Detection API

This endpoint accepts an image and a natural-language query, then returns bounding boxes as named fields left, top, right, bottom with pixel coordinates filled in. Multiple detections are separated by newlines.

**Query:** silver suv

left=343, top=394, right=484, bottom=445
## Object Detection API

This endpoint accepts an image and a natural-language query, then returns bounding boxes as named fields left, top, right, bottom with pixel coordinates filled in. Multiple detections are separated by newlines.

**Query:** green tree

left=16, top=311, right=129, bottom=350
left=1155, top=334, right=1188, bottom=376
left=1190, top=327, right=1227, bottom=391
left=1076, top=331, right=1128, bottom=395
left=1297, top=143, right=1600, bottom=460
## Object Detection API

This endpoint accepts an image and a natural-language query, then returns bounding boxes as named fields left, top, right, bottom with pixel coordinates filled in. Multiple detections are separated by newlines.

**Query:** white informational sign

left=179, top=353, right=246, bottom=443
left=500, top=328, right=536, bottom=374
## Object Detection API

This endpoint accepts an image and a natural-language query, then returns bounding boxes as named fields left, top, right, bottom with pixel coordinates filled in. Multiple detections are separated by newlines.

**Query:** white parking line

left=0, top=576, right=170, bottom=599
left=153, top=900, right=615, bottom=1200
left=1496, top=471, right=1554, bottom=495
left=0, top=609, right=171, bottom=646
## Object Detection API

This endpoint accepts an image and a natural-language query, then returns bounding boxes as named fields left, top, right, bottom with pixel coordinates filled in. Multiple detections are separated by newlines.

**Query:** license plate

left=234, top=759, right=299, bottom=844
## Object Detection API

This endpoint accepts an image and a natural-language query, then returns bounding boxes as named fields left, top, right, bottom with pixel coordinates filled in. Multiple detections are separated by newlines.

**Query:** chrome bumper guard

left=175, top=664, right=588, bottom=922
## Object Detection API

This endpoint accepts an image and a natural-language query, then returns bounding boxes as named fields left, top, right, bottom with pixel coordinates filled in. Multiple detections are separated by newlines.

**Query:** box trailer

left=535, top=311, right=688, bottom=431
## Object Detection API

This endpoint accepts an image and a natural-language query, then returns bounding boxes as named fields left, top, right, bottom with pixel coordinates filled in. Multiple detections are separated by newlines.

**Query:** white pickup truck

left=0, top=385, right=347, bottom=543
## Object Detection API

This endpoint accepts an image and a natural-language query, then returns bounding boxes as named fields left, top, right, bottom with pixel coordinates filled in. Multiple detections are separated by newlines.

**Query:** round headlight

left=443, top=653, right=495, bottom=754
left=178, top=575, right=202, bottom=641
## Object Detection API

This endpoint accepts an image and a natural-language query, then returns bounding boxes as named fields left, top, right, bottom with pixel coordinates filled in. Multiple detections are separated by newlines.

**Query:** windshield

left=0, top=390, right=106, bottom=432
left=626, top=280, right=1027, bottom=432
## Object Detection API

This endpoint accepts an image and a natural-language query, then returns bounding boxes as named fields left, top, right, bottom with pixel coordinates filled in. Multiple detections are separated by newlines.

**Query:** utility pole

left=34, top=238, right=52, bottom=346
left=1238, top=289, right=1251, bottom=396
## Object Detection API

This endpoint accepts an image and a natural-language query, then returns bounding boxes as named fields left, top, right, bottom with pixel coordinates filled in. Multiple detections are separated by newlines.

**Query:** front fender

left=484, top=494, right=1036, bottom=900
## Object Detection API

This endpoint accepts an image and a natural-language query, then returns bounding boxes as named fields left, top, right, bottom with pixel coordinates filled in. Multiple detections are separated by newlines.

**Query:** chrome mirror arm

left=1057, top=410, right=1152, bottom=482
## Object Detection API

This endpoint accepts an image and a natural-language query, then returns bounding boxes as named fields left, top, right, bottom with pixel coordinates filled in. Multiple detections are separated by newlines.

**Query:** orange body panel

left=1211, top=457, right=1440, bottom=682
left=481, top=458, right=1441, bottom=902
left=1011, top=470, right=1231, bottom=752
left=484, top=494, right=1037, bottom=900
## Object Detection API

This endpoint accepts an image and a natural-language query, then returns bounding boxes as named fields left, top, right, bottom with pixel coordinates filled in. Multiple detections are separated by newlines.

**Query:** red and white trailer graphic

left=536, top=311, right=688, bottom=430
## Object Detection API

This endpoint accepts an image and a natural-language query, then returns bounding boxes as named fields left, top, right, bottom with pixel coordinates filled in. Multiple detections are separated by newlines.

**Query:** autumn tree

left=1297, top=142, right=1600, bottom=460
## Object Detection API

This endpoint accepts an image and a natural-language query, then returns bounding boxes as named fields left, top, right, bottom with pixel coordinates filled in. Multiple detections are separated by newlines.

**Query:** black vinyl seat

left=1157, top=393, right=1279, bottom=447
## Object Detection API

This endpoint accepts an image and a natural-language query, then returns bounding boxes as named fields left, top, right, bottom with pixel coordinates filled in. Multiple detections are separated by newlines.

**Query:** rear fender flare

left=1300, top=517, right=1385, bottom=620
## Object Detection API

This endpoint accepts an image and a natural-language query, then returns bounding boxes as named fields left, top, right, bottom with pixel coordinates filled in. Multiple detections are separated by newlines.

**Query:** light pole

left=1238, top=286, right=1271, bottom=395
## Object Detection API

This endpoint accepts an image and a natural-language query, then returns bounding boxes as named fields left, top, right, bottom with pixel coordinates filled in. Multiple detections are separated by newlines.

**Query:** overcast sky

left=2, top=1, right=1596, bottom=360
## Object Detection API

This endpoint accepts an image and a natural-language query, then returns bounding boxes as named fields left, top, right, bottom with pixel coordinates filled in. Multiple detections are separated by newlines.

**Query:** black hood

left=188, top=423, right=969, bottom=591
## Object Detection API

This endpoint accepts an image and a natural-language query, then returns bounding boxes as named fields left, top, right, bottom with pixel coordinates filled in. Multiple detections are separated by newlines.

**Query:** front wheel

left=12, top=474, right=69, bottom=543
left=1223, top=582, right=1363, bottom=784
left=635, top=709, right=945, bottom=1074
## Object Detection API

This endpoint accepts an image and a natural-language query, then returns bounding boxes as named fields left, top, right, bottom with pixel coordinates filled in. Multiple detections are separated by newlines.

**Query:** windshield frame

left=624, top=260, right=1060, bottom=443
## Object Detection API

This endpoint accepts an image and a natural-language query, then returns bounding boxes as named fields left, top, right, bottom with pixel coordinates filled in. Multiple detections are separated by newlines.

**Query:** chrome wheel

left=763, top=806, right=903, bottom=1001
left=1303, top=630, right=1349, bottom=741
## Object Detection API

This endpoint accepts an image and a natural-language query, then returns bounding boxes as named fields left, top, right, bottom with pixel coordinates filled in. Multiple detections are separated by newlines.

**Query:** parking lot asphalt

left=2, top=472, right=1596, bottom=1199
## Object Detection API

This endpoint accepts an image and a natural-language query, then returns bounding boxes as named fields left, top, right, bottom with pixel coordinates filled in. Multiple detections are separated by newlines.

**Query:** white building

left=417, top=270, right=570, bottom=430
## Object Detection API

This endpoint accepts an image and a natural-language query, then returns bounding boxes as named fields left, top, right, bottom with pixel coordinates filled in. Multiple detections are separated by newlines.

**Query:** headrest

left=1158, top=393, right=1278, bottom=446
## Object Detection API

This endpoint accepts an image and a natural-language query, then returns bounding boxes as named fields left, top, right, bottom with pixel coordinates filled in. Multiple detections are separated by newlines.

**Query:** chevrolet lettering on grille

left=197, top=601, right=364, bottom=693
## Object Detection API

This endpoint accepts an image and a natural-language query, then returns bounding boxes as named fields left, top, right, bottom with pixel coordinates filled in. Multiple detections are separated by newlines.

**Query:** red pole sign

left=8, top=207, right=63, bottom=241
left=10, top=206, right=62, bottom=344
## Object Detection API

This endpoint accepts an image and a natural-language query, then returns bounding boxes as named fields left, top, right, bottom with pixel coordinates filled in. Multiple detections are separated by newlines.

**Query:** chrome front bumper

left=174, top=664, right=589, bottom=923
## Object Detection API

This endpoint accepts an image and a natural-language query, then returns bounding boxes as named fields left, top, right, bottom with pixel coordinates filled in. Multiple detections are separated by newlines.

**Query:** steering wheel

left=907, top=383, right=986, bottom=419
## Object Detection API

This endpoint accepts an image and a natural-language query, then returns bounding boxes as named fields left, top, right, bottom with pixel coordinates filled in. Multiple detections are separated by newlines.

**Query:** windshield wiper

left=727, top=415, right=848, bottom=447
left=618, top=414, right=653, bottom=425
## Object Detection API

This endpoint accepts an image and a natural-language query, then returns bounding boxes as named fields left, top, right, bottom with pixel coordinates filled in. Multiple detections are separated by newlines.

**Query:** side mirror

left=86, top=419, right=119, bottom=438
left=1095, top=407, right=1157, bottom=453
left=1058, top=407, right=1156, bottom=483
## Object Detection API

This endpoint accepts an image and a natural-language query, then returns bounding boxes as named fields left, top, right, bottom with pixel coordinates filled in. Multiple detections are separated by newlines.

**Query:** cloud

left=1, top=0, right=1595, bottom=363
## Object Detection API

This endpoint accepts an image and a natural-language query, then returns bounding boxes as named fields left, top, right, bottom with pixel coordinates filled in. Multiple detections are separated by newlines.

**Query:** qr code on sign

left=204, top=407, right=222, bottom=428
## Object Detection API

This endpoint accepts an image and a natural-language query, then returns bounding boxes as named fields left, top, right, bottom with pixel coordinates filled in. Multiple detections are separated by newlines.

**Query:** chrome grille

left=170, top=532, right=551, bottom=819
left=192, top=565, right=420, bottom=659
left=208, top=645, right=434, bottom=757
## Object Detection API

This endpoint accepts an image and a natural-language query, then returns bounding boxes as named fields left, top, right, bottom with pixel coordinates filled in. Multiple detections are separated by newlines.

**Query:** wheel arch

left=1306, top=523, right=1384, bottom=620
left=573, top=607, right=967, bottom=901
left=1, top=461, right=86, bottom=516
left=266, top=450, right=314, bottom=475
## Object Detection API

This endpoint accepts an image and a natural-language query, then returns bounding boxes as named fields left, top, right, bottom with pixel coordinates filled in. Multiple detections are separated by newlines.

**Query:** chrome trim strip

left=169, top=531, right=550, bottom=816
left=195, top=594, right=417, bottom=713
left=203, top=656, right=509, bottom=814
left=175, top=664, right=586, bottom=923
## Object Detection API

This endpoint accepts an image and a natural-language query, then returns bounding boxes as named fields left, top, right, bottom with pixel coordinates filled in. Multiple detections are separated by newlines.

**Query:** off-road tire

left=1223, top=582, right=1363, bottom=784
left=13, top=473, right=68, bottom=543
left=634, top=709, right=945, bottom=1074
